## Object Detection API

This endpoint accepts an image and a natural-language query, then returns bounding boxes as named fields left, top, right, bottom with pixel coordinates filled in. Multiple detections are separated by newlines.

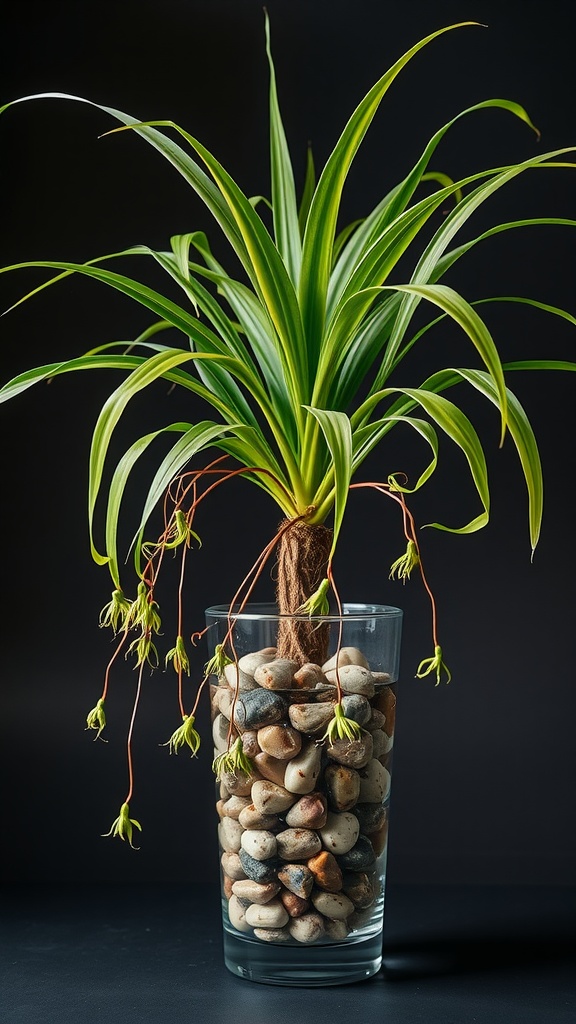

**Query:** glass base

left=223, top=928, right=383, bottom=986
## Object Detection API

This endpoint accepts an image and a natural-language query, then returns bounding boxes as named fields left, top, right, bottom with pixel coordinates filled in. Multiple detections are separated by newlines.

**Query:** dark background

left=0, top=0, right=574, bottom=888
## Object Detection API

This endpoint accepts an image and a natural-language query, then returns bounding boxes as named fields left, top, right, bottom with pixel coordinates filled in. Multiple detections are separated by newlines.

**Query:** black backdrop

left=1, top=0, right=575, bottom=887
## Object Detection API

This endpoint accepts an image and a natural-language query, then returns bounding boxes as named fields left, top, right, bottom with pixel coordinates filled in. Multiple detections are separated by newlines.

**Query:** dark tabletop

left=1, top=883, right=574, bottom=1024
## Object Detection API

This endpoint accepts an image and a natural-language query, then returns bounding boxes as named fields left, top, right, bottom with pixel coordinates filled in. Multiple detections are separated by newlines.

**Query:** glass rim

left=205, top=601, right=403, bottom=623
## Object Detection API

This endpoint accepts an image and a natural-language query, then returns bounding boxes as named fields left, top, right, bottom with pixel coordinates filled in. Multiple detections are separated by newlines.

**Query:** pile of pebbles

left=211, top=645, right=396, bottom=945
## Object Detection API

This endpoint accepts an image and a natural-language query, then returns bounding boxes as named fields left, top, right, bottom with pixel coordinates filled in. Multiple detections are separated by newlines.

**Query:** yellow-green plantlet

left=1, top=16, right=574, bottom=842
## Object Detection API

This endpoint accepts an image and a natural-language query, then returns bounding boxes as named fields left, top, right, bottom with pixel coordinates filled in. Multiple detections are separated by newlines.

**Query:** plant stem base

left=223, top=923, right=383, bottom=986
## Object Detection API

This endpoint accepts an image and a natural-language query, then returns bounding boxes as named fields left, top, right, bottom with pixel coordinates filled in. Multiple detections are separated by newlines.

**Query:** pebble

left=254, top=658, right=300, bottom=690
left=288, top=702, right=335, bottom=736
left=366, top=709, right=386, bottom=732
left=279, top=890, right=310, bottom=918
left=322, top=647, right=370, bottom=672
left=289, top=913, right=325, bottom=943
left=222, top=795, right=252, bottom=820
left=240, top=730, right=261, bottom=758
left=238, top=803, right=280, bottom=831
left=238, top=648, right=276, bottom=676
left=342, top=871, right=377, bottom=910
left=245, top=900, right=290, bottom=929
left=307, top=850, right=343, bottom=893
left=370, top=729, right=392, bottom=759
left=251, top=780, right=296, bottom=814
left=276, top=828, right=322, bottom=861
left=358, top=759, right=391, bottom=803
left=319, top=811, right=359, bottom=855
left=220, top=769, right=258, bottom=798
left=224, top=662, right=258, bottom=692
left=285, top=792, right=328, bottom=830
left=232, top=879, right=280, bottom=904
left=219, top=817, right=244, bottom=853
left=277, top=863, right=314, bottom=899
left=222, top=875, right=234, bottom=899
left=257, top=724, right=302, bottom=760
left=284, top=739, right=323, bottom=794
left=311, top=890, right=354, bottom=921
left=214, top=686, right=235, bottom=719
left=324, top=764, right=361, bottom=812
left=337, top=835, right=376, bottom=872
left=353, top=802, right=386, bottom=835
left=341, top=694, right=372, bottom=727
left=324, top=665, right=375, bottom=697
left=212, top=713, right=233, bottom=754
left=238, top=848, right=278, bottom=883
left=221, top=851, right=246, bottom=881
left=228, top=894, right=252, bottom=933
left=241, top=829, right=278, bottom=861
left=327, top=730, right=373, bottom=769
left=325, top=919, right=349, bottom=940
left=369, top=815, right=389, bottom=857
left=253, top=752, right=287, bottom=787
left=233, top=690, right=288, bottom=731
left=253, top=927, right=291, bottom=942
left=293, top=663, right=327, bottom=688
left=373, top=686, right=396, bottom=736
left=216, top=798, right=226, bottom=819
left=372, top=671, right=392, bottom=686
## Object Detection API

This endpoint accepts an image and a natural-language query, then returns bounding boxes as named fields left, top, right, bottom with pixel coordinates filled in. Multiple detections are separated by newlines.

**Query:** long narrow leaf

left=305, top=408, right=353, bottom=558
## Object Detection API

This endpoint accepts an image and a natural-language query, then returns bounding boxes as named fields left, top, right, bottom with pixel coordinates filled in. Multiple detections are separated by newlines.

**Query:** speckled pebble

left=277, top=863, right=314, bottom=899
left=240, top=829, right=278, bottom=861
left=358, top=759, right=391, bottom=803
left=288, top=913, right=325, bottom=943
left=221, top=851, right=246, bottom=881
left=222, top=795, right=252, bottom=820
left=238, top=848, right=278, bottom=883
left=285, top=792, right=328, bottom=830
left=279, top=890, right=310, bottom=918
left=325, top=764, right=361, bottom=812
left=232, top=879, right=281, bottom=904
left=251, top=780, right=296, bottom=814
left=326, top=730, right=373, bottom=769
left=254, top=658, right=300, bottom=690
left=233, top=689, right=288, bottom=731
left=245, top=900, right=290, bottom=928
left=218, top=816, right=244, bottom=853
left=228, top=894, right=252, bottom=933
left=284, top=739, right=323, bottom=794
left=353, top=802, right=386, bottom=835
left=341, top=694, right=372, bottom=727
left=311, top=889, right=354, bottom=921
left=319, top=811, right=360, bottom=855
left=324, top=665, right=375, bottom=697
left=238, top=803, right=280, bottom=831
left=253, top=927, right=291, bottom=942
left=288, top=702, right=335, bottom=736
left=276, top=828, right=322, bottom=860
left=342, top=870, right=378, bottom=910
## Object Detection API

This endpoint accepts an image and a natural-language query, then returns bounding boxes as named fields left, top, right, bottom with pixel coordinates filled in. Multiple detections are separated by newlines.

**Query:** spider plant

left=1, top=17, right=574, bottom=841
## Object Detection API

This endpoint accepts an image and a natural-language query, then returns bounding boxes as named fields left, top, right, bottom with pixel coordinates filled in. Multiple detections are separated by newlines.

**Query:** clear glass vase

left=206, top=603, right=402, bottom=986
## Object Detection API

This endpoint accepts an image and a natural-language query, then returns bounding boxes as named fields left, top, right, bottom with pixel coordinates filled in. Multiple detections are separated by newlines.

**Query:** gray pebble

left=233, top=689, right=288, bottom=731
left=337, top=835, right=376, bottom=872
left=341, top=694, right=372, bottom=727
left=353, top=802, right=386, bottom=835
left=238, top=848, right=278, bottom=883
left=277, top=863, right=314, bottom=899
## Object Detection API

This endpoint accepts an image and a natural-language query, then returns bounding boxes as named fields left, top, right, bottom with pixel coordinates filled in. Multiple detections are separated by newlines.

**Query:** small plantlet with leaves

left=1, top=17, right=574, bottom=844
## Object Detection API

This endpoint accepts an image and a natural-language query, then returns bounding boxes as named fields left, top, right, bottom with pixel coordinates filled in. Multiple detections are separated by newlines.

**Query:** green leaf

left=265, top=12, right=301, bottom=282
left=298, top=144, right=316, bottom=240
left=105, top=422, right=193, bottom=588
left=300, top=23, right=479, bottom=366
left=353, top=414, right=439, bottom=492
left=304, top=408, right=353, bottom=556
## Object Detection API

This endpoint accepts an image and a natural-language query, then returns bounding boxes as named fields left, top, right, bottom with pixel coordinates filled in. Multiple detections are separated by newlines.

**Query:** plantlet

left=1, top=17, right=574, bottom=845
